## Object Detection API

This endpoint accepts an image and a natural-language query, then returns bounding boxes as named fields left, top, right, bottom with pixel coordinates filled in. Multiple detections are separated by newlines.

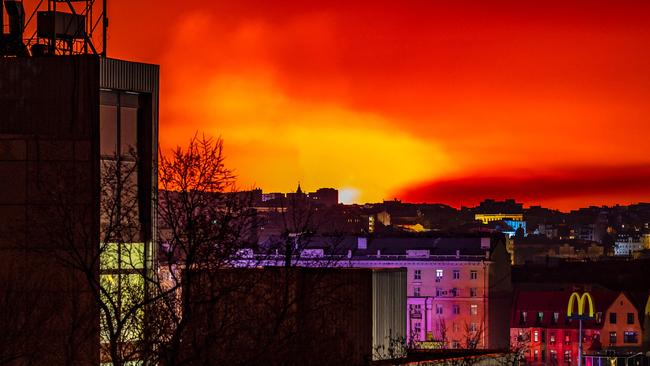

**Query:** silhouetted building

left=183, top=267, right=406, bottom=366
left=308, top=187, right=338, bottom=207
left=0, top=55, right=158, bottom=364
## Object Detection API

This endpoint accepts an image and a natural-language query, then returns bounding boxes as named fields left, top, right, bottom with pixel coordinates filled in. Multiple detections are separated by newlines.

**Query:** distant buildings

left=513, top=236, right=605, bottom=265
left=243, top=234, right=513, bottom=350
left=614, top=233, right=644, bottom=256
left=511, top=289, right=647, bottom=365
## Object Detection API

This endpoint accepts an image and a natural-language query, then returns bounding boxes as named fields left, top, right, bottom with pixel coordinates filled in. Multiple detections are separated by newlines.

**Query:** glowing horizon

left=110, top=0, right=650, bottom=211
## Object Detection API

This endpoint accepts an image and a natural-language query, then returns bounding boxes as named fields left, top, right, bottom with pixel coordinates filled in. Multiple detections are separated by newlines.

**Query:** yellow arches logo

left=567, top=292, right=595, bottom=320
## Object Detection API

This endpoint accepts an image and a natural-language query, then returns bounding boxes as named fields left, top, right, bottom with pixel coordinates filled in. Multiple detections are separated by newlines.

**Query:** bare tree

left=463, top=321, right=485, bottom=350
left=151, top=134, right=259, bottom=365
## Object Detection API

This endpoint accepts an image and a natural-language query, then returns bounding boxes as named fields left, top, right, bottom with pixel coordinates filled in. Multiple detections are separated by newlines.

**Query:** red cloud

left=397, top=165, right=650, bottom=210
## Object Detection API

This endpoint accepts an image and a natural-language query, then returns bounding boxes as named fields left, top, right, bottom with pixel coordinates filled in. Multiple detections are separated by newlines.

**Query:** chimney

left=357, top=237, right=367, bottom=250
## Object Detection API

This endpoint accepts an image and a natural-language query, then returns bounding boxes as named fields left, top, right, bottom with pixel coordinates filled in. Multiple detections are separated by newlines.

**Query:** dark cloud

left=398, top=165, right=650, bottom=210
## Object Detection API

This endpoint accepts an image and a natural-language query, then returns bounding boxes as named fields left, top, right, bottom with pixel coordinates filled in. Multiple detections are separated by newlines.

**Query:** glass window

left=470, top=304, right=478, bottom=315
left=414, top=287, right=421, bottom=297
left=609, top=332, right=616, bottom=344
left=100, top=105, right=117, bottom=156
left=414, top=269, right=421, bottom=280
left=470, top=270, right=478, bottom=280
left=470, top=288, right=477, bottom=297
left=469, top=322, right=477, bottom=332
left=120, top=107, right=138, bottom=157
left=627, top=313, right=634, bottom=324
left=623, top=331, right=637, bottom=343
left=534, top=330, right=539, bottom=342
left=436, top=269, right=443, bottom=279
left=436, top=304, right=443, bottom=314
left=453, top=305, right=460, bottom=314
left=453, top=269, right=460, bottom=279
left=610, top=312, right=617, bottom=324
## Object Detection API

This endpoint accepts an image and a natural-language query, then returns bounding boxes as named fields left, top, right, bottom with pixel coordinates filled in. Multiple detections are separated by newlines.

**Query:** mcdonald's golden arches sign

left=567, top=292, right=595, bottom=320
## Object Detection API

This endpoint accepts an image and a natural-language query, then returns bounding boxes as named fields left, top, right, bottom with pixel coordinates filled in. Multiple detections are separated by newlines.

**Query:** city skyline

left=106, top=0, right=650, bottom=210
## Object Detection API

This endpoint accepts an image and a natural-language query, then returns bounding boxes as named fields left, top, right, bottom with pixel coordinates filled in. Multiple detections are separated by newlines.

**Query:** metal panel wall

left=373, top=267, right=408, bottom=360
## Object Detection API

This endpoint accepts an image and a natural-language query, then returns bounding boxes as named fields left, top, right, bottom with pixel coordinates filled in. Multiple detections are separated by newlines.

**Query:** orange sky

left=107, top=0, right=650, bottom=210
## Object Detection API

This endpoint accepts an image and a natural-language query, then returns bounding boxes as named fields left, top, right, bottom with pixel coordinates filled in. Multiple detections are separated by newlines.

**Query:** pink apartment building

left=244, top=235, right=513, bottom=350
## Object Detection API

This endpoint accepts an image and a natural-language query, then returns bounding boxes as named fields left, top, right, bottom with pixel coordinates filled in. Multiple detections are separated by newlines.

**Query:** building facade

left=246, top=235, right=512, bottom=350
left=0, top=55, right=158, bottom=364
left=511, top=289, right=646, bottom=366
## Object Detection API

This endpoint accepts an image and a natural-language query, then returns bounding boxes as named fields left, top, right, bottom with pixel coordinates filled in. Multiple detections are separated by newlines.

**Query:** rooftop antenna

left=0, top=0, right=108, bottom=57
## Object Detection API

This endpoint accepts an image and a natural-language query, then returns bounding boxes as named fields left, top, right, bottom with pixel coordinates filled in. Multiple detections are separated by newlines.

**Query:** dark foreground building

left=182, top=267, right=406, bottom=366
left=0, top=55, right=158, bottom=364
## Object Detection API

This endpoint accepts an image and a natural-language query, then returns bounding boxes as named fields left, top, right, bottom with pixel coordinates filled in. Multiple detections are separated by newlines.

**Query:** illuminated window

left=100, top=241, right=150, bottom=344
left=534, top=330, right=539, bottom=342
left=564, top=350, right=571, bottom=363
left=453, top=269, right=460, bottom=279
left=470, top=304, right=478, bottom=315
left=551, top=350, right=557, bottom=361
left=470, top=270, right=478, bottom=280
left=436, top=269, right=443, bottom=281
left=623, top=331, right=637, bottom=343
left=609, top=331, right=617, bottom=344
left=537, top=311, right=544, bottom=324
left=550, top=334, right=556, bottom=344
left=534, top=350, right=539, bottom=361
left=414, top=269, right=421, bottom=280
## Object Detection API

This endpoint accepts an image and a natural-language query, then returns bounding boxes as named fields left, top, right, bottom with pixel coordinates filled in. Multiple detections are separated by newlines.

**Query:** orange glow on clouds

left=109, top=0, right=650, bottom=210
